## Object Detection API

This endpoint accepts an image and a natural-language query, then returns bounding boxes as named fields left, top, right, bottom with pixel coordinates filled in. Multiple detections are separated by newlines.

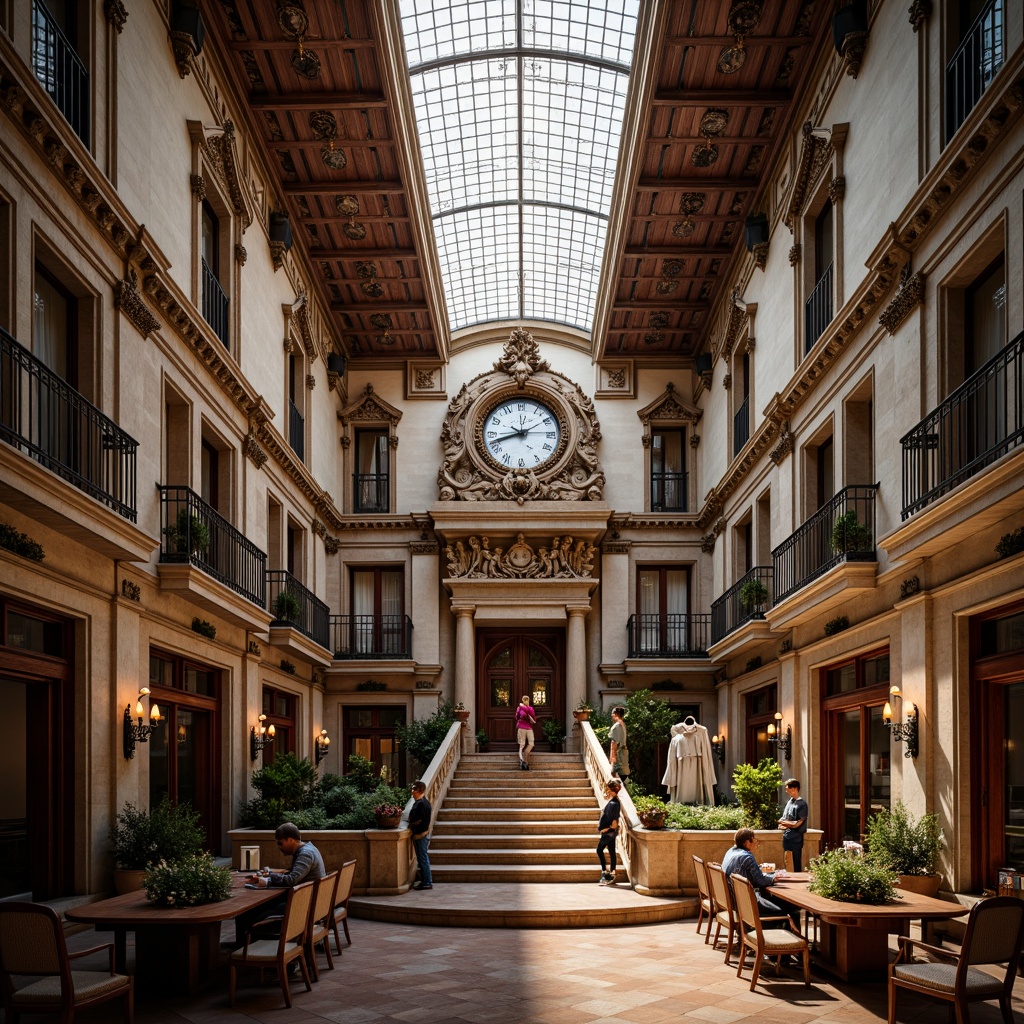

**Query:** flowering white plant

left=143, top=853, right=232, bottom=907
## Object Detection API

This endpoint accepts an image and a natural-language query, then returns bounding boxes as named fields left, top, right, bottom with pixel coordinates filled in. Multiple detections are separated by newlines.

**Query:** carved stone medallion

left=437, top=328, right=605, bottom=503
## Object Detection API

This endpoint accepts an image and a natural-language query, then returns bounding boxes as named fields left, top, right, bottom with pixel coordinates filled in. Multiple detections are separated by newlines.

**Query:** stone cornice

left=334, top=518, right=422, bottom=531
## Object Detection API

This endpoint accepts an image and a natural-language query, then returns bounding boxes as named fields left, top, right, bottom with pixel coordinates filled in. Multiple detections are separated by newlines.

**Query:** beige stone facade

left=0, top=0, right=1022, bottom=902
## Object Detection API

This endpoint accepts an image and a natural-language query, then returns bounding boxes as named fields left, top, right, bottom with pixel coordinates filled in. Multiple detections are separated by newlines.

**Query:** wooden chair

left=706, top=863, right=739, bottom=964
left=732, top=874, right=811, bottom=990
left=230, top=879, right=314, bottom=1008
left=330, top=859, right=357, bottom=955
left=692, top=855, right=713, bottom=942
left=0, top=902, right=133, bottom=1024
left=307, top=870, right=339, bottom=981
left=888, top=895, right=1024, bottom=1024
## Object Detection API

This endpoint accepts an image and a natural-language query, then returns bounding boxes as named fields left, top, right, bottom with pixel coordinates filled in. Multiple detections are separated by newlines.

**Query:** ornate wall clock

left=437, top=328, right=605, bottom=503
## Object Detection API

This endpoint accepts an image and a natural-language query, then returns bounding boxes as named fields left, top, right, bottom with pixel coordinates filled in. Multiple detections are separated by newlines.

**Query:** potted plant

left=475, top=728, right=490, bottom=752
left=165, top=507, right=210, bottom=558
left=809, top=847, right=897, bottom=904
left=738, top=577, right=769, bottom=614
left=831, top=510, right=872, bottom=554
left=454, top=702, right=470, bottom=724
left=143, top=854, right=232, bottom=907
left=110, top=797, right=205, bottom=893
left=573, top=700, right=593, bottom=721
left=632, top=793, right=668, bottom=830
left=273, top=588, right=301, bottom=623
left=373, top=800, right=405, bottom=829
left=864, top=801, right=944, bottom=897
left=542, top=718, right=566, bottom=752
left=731, top=757, right=783, bottom=829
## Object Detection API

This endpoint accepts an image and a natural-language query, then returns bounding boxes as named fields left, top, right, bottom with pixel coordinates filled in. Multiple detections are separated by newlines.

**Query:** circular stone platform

left=350, top=882, right=697, bottom=929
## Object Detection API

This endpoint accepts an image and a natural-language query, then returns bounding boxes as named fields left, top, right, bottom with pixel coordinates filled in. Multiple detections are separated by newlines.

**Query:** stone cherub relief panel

left=445, top=534, right=597, bottom=580
left=437, top=327, right=605, bottom=503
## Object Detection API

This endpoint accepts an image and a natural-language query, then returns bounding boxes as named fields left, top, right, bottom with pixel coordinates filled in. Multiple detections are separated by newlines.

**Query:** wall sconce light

left=315, top=729, right=331, bottom=765
left=883, top=686, right=918, bottom=758
left=767, top=712, right=792, bottom=761
left=250, top=714, right=275, bottom=761
left=123, top=687, right=162, bottom=760
left=269, top=212, right=293, bottom=252
left=711, top=733, right=726, bottom=764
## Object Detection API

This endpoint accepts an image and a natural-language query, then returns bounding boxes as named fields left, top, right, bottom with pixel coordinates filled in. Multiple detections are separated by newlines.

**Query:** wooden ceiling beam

left=283, top=181, right=406, bottom=195
left=622, top=245, right=732, bottom=258
left=299, top=214, right=412, bottom=224
left=634, top=177, right=757, bottom=191
left=331, top=302, right=429, bottom=313
left=652, top=89, right=789, bottom=106
left=664, top=34, right=811, bottom=47
left=611, top=300, right=708, bottom=310
left=266, top=139, right=396, bottom=150
left=644, top=135, right=773, bottom=146
left=228, top=39, right=380, bottom=50
left=249, top=93, right=388, bottom=110
left=315, top=247, right=418, bottom=259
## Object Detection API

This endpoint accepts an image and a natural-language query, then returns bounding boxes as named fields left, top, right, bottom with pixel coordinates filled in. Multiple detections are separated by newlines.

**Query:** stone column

left=599, top=542, right=629, bottom=670
left=566, top=606, right=588, bottom=752
left=453, top=604, right=476, bottom=753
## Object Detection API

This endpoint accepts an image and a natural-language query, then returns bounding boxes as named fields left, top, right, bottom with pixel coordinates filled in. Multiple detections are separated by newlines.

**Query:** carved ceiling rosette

left=437, top=328, right=605, bottom=504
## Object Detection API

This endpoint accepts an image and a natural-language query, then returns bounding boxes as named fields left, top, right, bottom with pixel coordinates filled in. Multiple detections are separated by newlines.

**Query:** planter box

left=228, top=828, right=414, bottom=895
left=628, top=828, right=824, bottom=897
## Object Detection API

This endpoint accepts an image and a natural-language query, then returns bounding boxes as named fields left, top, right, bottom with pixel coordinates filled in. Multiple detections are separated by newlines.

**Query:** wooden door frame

left=475, top=628, right=564, bottom=749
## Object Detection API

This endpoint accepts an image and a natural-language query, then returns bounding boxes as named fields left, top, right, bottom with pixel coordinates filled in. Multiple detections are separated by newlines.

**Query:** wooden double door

left=476, top=629, right=564, bottom=748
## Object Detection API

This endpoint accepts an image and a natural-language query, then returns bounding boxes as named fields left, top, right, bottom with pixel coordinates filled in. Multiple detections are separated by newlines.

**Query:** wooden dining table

left=767, top=872, right=966, bottom=982
left=65, top=875, right=282, bottom=994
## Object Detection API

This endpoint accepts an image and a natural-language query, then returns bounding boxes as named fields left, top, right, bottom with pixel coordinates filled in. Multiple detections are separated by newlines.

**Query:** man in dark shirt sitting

left=722, top=827, right=800, bottom=929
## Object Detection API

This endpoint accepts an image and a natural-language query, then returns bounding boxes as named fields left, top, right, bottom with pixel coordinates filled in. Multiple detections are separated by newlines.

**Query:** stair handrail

left=402, top=720, right=462, bottom=833
left=578, top=721, right=634, bottom=877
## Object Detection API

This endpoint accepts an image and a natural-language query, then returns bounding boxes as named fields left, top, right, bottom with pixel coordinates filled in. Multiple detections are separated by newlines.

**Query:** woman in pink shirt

left=514, top=695, right=536, bottom=770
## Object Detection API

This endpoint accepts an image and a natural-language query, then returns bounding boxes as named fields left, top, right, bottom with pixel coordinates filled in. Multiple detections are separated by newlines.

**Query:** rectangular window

left=354, top=429, right=389, bottom=513
left=343, top=705, right=406, bottom=784
left=31, top=0, right=89, bottom=146
left=351, top=567, right=404, bottom=655
left=637, top=566, right=689, bottom=654
left=946, top=0, right=1004, bottom=141
left=805, top=201, right=834, bottom=352
left=201, top=203, right=229, bottom=347
left=261, top=686, right=296, bottom=762
left=744, top=684, right=778, bottom=765
left=650, top=429, right=685, bottom=512
left=288, top=354, right=305, bottom=462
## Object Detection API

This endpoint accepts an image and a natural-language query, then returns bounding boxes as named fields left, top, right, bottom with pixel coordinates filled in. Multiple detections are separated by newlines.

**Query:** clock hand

left=491, top=428, right=527, bottom=443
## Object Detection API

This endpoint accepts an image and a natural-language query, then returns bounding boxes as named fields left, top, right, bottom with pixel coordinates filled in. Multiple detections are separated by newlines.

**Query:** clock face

left=483, top=398, right=562, bottom=470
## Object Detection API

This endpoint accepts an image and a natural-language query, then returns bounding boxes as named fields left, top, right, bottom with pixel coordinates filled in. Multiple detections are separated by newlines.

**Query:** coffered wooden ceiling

left=207, top=0, right=832, bottom=364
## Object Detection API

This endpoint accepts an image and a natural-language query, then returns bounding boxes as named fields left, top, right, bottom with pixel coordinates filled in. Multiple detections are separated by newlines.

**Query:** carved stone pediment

left=637, top=382, right=702, bottom=429
left=283, top=292, right=318, bottom=361
left=199, top=121, right=253, bottom=227
left=438, top=328, right=604, bottom=503
left=784, top=122, right=833, bottom=231
left=445, top=534, right=596, bottom=580
left=339, top=383, right=403, bottom=428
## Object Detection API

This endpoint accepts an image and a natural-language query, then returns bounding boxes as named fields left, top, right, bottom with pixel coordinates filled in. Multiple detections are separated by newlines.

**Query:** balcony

left=651, top=471, right=687, bottom=513
left=330, top=614, right=413, bottom=660
left=201, top=259, right=229, bottom=347
left=709, top=567, right=778, bottom=662
left=32, top=0, right=89, bottom=146
left=767, top=485, right=878, bottom=630
left=882, top=330, right=1024, bottom=565
left=354, top=473, right=388, bottom=514
left=733, top=395, right=750, bottom=457
left=288, top=400, right=304, bottom=462
left=0, top=327, right=152, bottom=561
left=946, top=0, right=1003, bottom=141
left=626, top=614, right=711, bottom=659
left=805, top=263, right=833, bottom=353
left=157, top=486, right=269, bottom=631
left=267, top=570, right=331, bottom=662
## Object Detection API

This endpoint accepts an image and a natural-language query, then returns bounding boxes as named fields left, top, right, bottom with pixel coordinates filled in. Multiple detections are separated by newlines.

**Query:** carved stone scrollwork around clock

left=437, top=328, right=605, bottom=503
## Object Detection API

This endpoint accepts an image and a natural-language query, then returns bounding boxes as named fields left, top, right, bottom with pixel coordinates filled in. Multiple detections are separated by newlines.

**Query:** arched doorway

left=476, top=629, right=564, bottom=748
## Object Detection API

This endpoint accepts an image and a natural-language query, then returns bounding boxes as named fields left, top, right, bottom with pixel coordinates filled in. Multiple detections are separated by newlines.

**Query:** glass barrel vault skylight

left=400, top=1, right=638, bottom=335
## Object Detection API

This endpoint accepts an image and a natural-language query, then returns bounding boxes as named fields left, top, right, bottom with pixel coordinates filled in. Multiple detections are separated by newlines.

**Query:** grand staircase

left=429, top=752, right=625, bottom=884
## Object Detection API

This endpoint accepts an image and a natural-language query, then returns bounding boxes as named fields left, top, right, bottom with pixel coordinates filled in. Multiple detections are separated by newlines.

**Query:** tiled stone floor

left=56, top=909, right=1024, bottom=1024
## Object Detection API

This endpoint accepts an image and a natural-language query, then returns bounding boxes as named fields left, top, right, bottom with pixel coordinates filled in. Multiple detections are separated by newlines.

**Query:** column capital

left=566, top=604, right=591, bottom=618
left=451, top=604, right=476, bottom=618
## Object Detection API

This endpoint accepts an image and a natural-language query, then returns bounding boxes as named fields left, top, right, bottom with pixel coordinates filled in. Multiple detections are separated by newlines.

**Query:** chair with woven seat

left=706, top=863, right=739, bottom=964
left=0, top=902, right=133, bottom=1024
left=888, top=895, right=1024, bottom=1024
left=732, top=874, right=811, bottom=990
left=330, top=859, right=357, bottom=955
left=307, top=870, right=339, bottom=981
left=692, top=855, right=714, bottom=940
left=230, top=879, right=314, bottom=1008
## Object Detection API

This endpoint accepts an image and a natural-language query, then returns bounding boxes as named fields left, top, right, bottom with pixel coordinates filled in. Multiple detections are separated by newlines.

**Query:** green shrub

left=273, top=589, right=301, bottom=622
left=345, top=754, right=379, bottom=793
left=664, top=802, right=746, bottom=831
left=808, top=848, right=897, bottom=904
left=631, top=794, right=668, bottom=817
left=144, top=854, right=232, bottom=907
left=739, top=578, right=769, bottom=610
left=731, top=757, right=782, bottom=830
left=394, top=700, right=457, bottom=772
left=831, top=511, right=871, bottom=553
left=250, top=752, right=318, bottom=806
left=542, top=719, right=565, bottom=745
left=864, top=801, right=943, bottom=875
left=0, top=522, right=45, bottom=561
left=588, top=707, right=612, bottom=747
left=618, top=689, right=677, bottom=792
left=110, top=797, right=205, bottom=869
left=316, top=776, right=358, bottom=818
left=996, top=527, right=1024, bottom=559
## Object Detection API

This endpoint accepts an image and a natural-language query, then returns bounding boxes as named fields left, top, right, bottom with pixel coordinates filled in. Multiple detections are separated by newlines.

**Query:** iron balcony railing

left=158, top=485, right=266, bottom=607
left=805, top=263, right=834, bottom=353
left=288, top=400, right=304, bottom=462
left=0, top=326, right=138, bottom=520
left=267, top=570, right=330, bottom=650
left=901, top=330, right=1023, bottom=520
left=354, top=473, right=389, bottom=513
left=772, top=484, right=878, bottom=603
left=201, top=258, right=229, bottom=347
left=946, top=0, right=1003, bottom=141
left=626, top=614, right=711, bottom=658
left=32, top=0, right=89, bottom=146
left=734, top=394, right=750, bottom=456
left=330, top=614, right=413, bottom=660
left=711, top=565, right=774, bottom=644
left=651, top=471, right=687, bottom=513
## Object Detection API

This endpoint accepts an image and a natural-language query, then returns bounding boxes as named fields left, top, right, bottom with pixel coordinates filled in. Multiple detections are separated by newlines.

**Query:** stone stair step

left=430, top=864, right=626, bottom=883
left=431, top=848, right=599, bottom=865
left=430, top=834, right=598, bottom=849
left=437, top=809, right=595, bottom=822
left=432, top=820, right=596, bottom=836
left=442, top=796, right=598, bottom=809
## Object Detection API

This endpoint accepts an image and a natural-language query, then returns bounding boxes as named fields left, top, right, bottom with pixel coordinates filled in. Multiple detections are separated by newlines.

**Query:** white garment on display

left=661, top=717, right=717, bottom=805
